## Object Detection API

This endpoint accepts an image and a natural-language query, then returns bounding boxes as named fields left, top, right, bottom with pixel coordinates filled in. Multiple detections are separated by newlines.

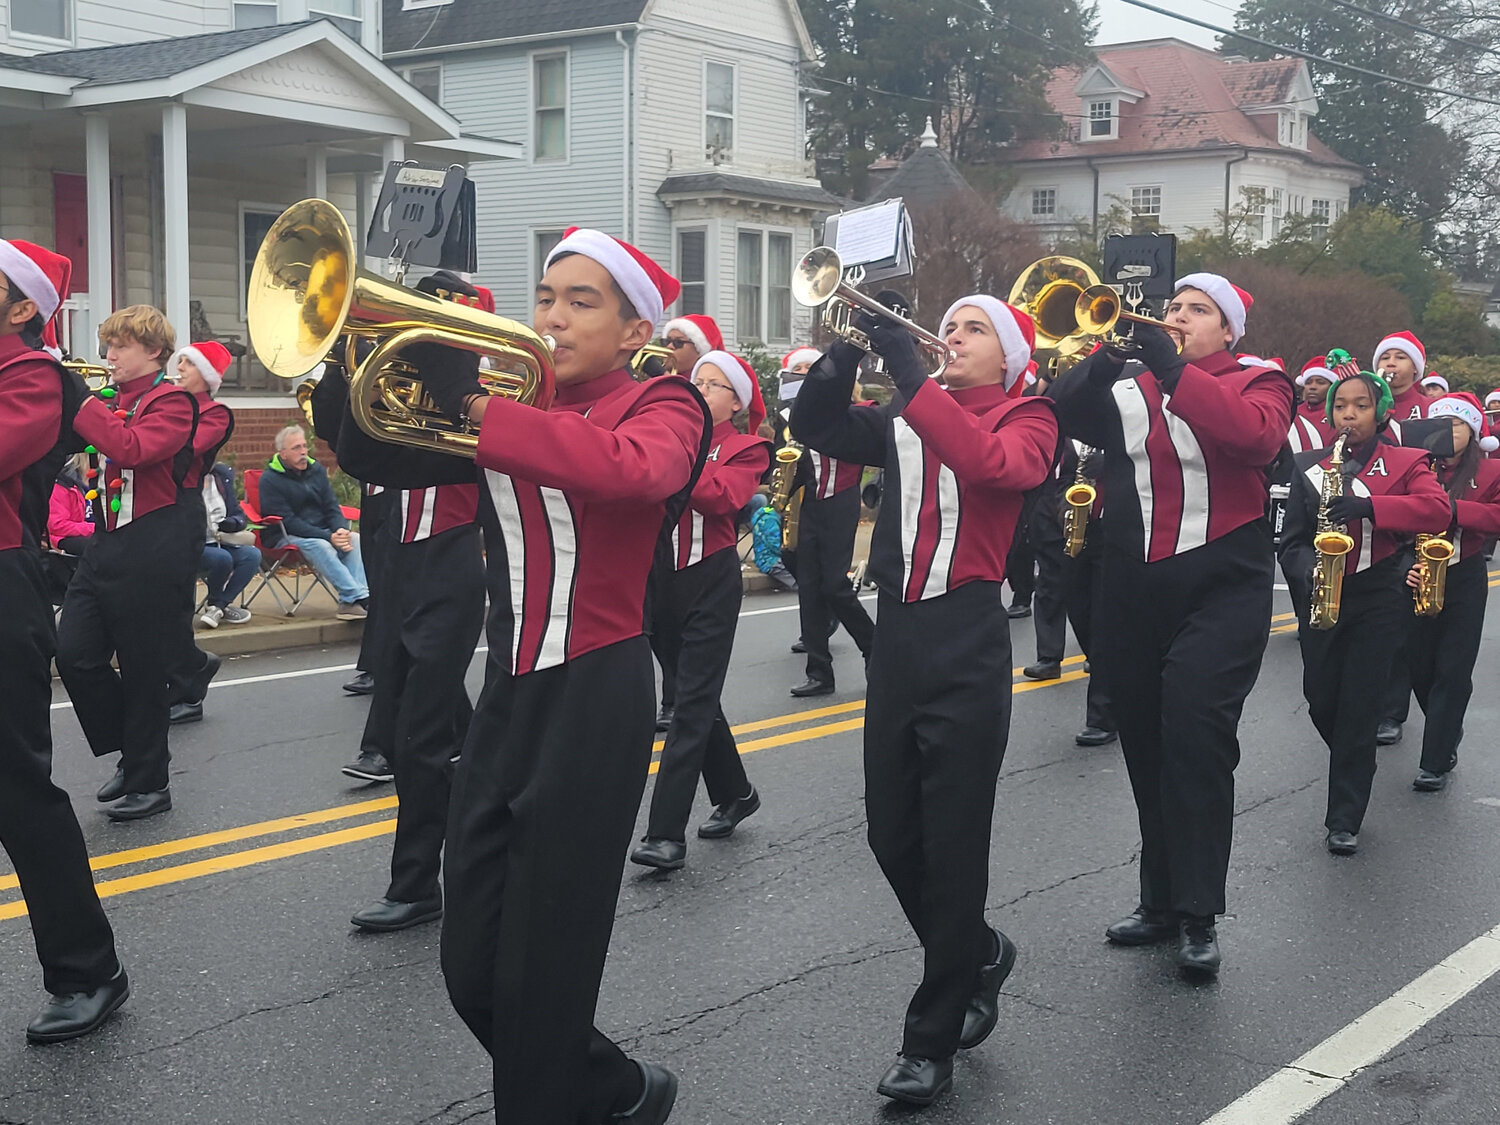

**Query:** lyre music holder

left=1103, top=233, right=1177, bottom=317
left=366, top=161, right=478, bottom=284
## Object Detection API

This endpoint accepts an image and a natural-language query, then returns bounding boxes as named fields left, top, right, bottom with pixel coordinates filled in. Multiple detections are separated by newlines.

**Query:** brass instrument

left=1412, top=532, right=1454, bottom=616
left=1309, top=432, right=1356, bottom=631
left=792, top=247, right=954, bottom=378
left=247, top=198, right=554, bottom=458
left=1009, top=256, right=1182, bottom=358
left=769, top=441, right=804, bottom=551
left=63, top=358, right=113, bottom=392
left=629, top=344, right=676, bottom=381
left=296, top=377, right=318, bottom=430
left=1063, top=445, right=1098, bottom=558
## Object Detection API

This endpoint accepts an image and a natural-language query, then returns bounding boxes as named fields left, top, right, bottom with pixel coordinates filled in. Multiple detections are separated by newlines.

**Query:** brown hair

left=98, top=305, right=176, bottom=363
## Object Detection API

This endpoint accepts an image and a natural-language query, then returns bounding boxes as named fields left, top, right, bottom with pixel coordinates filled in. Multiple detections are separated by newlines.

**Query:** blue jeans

left=286, top=533, right=369, bottom=604
left=201, top=542, right=262, bottom=608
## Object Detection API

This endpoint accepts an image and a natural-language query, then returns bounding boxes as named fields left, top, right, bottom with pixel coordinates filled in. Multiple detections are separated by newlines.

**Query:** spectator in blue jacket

left=259, top=425, right=368, bottom=619
left=198, top=463, right=260, bottom=628
left=749, top=493, right=797, bottom=592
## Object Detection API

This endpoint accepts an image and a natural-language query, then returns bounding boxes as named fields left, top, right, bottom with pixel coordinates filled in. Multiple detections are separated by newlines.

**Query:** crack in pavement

left=411, top=1091, right=493, bottom=1125
left=1233, top=776, right=1322, bottom=819
left=994, top=853, right=1139, bottom=910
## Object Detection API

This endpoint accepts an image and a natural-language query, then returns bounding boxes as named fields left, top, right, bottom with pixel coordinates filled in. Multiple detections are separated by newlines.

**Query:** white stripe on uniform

left=1112, top=380, right=1155, bottom=558
left=1163, top=400, right=1210, bottom=555
left=484, top=469, right=529, bottom=672
left=535, top=486, right=577, bottom=671
left=894, top=417, right=925, bottom=596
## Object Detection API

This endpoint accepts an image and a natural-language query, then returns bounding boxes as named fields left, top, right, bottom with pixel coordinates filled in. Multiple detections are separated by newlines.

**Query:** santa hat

left=1486, top=389, right=1500, bottom=409
left=0, top=239, right=70, bottom=323
left=940, top=294, right=1034, bottom=391
left=1296, top=357, right=1335, bottom=386
left=544, top=228, right=679, bottom=327
left=1174, top=273, right=1252, bottom=344
left=693, top=350, right=767, bottom=432
left=662, top=314, right=724, bottom=357
left=1239, top=354, right=1284, bottom=373
left=1421, top=373, right=1449, bottom=394
left=171, top=340, right=233, bottom=395
left=1372, top=331, right=1425, bottom=378
left=473, top=286, right=495, bottom=315
left=779, top=346, right=820, bottom=375
left=1428, top=392, right=1500, bottom=453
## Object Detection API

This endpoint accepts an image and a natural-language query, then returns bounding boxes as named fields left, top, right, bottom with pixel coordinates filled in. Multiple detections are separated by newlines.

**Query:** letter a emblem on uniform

left=707, top=444, right=721, bottom=462
left=1370, top=457, right=1389, bottom=477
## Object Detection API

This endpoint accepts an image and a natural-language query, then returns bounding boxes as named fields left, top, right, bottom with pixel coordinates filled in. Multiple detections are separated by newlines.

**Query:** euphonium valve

left=1412, top=532, right=1453, bottom=617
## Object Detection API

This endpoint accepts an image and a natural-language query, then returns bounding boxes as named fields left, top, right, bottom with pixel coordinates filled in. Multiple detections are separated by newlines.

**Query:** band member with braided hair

left=1049, top=274, right=1292, bottom=976
left=793, top=293, right=1056, bottom=1107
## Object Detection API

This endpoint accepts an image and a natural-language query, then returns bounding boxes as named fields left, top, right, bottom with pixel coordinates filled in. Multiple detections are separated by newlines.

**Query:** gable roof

left=1009, top=38, right=1358, bottom=170
left=867, top=144, right=974, bottom=206
left=383, top=0, right=649, bottom=55
left=0, top=22, right=304, bottom=85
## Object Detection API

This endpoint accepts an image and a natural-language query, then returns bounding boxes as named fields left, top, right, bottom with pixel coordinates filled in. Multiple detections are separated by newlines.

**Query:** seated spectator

left=749, top=492, right=797, bottom=592
left=259, top=424, right=369, bottom=619
left=199, top=462, right=260, bottom=628
left=48, top=453, right=96, bottom=556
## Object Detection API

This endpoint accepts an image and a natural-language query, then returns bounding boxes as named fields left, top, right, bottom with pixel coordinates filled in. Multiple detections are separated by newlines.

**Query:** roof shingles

left=383, top=0, right=649, bottom=54
left=0, top=22, right=309, bottom=85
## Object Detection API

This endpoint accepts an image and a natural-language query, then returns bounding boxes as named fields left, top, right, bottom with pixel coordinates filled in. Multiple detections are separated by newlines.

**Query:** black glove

left=407, top=343, right=482, bottom=423
left=416, top=270, right=479, bottom=301
left=1133, top=325, right=1186, bottom=390
left=1325, top=495, right=1374, bottom=525
left=865, top=317, right=926, bottom=397
left=1070, top=347, right=1128, bottom=387
left=217, top=516, right=247, bottom=533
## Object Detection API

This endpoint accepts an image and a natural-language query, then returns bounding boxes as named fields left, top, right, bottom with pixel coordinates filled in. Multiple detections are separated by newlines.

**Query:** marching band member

left=792, top=293, right=1057, bottom=1106
left=1049, top=274, right=1292, bottom=976
left=632, top=351, right=770, bottom=870
left=1374, top=330, right=1430, bottom=424
left=0, top=239, right=127, bottom=1041
left=1402, top=393, right=1500, bottom=792
left=58, top=305, right=198, bottom=822
left=412, top=229, right=709, bottom=1125
left=1280, top=371, right=1449, bottom=854
left=1288, top=358, right=1336, bottom=454
left=1420, top=374, right=1449, bottom=400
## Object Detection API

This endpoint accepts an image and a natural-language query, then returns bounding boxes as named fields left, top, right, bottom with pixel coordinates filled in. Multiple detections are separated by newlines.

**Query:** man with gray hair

left=259, top=424, right=368, bottom=618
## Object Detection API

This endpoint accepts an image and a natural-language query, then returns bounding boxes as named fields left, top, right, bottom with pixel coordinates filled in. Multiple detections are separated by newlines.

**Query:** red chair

left=240, top=468, right=340, bottom=616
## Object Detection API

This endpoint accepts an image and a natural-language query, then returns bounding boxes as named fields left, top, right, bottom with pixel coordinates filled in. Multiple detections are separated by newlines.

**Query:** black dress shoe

left=1177, top=917, right=1220, bottom=975
left=183, top=651, right=221, bottom=705
left=698, top=787, right=761, bottom=839
left=1413, top=769, right=1450, bottom=792
left=26, top=967, right=129, bottom=1044
left=1376, top=720, right=1402, bottom=745
left=1022, top=660, right=1062, bottom=680
left=790, top=638, right=807, bottom=654
left=96, top=766, right=126, bottom=803
left=789, top=678, right=834, bottom=697
left=612, top=1060, right=678, bottom=1124
left=630, top=838, right=686, bottom=870
left=1326, top=830, right=1359, bottom=855
left=1105, top=905, right=1177, bottom=946
left=106, top=790, right=171, bottom=821
left=1006, top=602, right=1032, bottom=619
left=341, top=753, right=394, bottom=783
left=169, top=701, right=203, bottom=724
left=876, top=1053, right=953, bottom=1106
left=342, top=671, right=376, bottom=696
left=1075, top=726, right=1118, bottom=747
left=654, top=705, right=674, bottom=734
left=959, top=928, right=1017, bottom=1050
left=350, top=896, right=443, bottom=932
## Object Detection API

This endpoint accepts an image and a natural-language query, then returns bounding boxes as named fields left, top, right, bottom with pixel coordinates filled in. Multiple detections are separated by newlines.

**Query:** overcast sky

left=1092, top=0, right=1244, bottom=50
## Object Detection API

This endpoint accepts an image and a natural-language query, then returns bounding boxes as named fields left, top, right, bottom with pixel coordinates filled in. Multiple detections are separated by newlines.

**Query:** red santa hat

left=780, top=346, right=820, bottom=374
left=1174, top=273, right=1252, bottom=344
left=940, top=294, right=1035, bottom=391
left=171, top=340, right=233, bottom=395
left=1485, top=388, right=1500, bottom=409
left=1421, top=373, right=1449, bottom=394
left=473, top=286, right=495, bottom=315
left=1239, top=354, right=1285, bottom=373
left=0, top=238, right=70, bottom=323
left=1296, top=357, right=1336, bottom=386
left=692, top=350, right=766, bottom=432
left=662, top=314, right=724, bottom=357
left=1428, top=392, right=1500, bottom=453
left=543, top=228, right=679, bottom=326
left=1372, top=331, right=1425, bottom=378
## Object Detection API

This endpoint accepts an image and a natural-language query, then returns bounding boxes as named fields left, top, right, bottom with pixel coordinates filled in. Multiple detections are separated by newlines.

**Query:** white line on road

left=1202, top=924, right=1500, bottom=1123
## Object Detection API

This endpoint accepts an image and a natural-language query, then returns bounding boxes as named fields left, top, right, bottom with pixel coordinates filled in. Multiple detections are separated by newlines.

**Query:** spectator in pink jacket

left=48, top=453, right=96, bottom=555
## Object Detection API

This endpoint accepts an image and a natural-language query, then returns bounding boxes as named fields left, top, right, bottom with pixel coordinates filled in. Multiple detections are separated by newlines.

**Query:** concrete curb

left=196, top=618, right=365, bottom=657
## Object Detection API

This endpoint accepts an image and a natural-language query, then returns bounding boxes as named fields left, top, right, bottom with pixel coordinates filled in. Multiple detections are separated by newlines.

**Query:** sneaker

left=198, top=605, right=224, bottom=629
left=336, top=602, right=368, bottom=621
left=341, top=753, right=393, bottom=783
left=221, top=606, right=252, bottom=624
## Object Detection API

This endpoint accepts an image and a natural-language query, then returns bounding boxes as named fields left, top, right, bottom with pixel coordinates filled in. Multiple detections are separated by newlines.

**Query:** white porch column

left=380, top=136, right=405, bottom=176
left=84, top=112, right=113, bottom=350
left=161, top=102, right=190, bottom=340
left=306, top=144, right=328, bottom=200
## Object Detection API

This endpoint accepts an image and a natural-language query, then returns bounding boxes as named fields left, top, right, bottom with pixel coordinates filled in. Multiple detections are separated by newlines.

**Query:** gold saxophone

left=1063, top=445, right=1097, bottom=558
left=769, top=440, right=804, bottom=552
left=1412, top=532, right=1454, bottom=616
left=1309, top=432, right=1355, bottom=631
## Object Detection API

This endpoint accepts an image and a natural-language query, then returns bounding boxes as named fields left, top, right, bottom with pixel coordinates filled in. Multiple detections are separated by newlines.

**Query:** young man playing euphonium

left=792, top=293, right=1057, bottom=1107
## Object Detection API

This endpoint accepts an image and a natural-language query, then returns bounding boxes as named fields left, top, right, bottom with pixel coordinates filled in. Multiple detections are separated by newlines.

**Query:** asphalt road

left=2, top=573, right=1499, bottom=1125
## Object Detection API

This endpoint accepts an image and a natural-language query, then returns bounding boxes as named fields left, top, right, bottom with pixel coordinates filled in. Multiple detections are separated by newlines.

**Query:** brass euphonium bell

left=247, top=199, right=555, bottom=457
left=1009, top=256, right=1183, bottom=358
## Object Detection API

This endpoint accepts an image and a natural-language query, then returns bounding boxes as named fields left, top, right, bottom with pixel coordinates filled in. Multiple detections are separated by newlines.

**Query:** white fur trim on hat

left=1421, top=375, right=1449, bottom=393
left=172, top=345, right=223, bottom=394
left=1373, top=333, right=1425, bottom=379
left=940, top=294, right=1030, bottom=390
left=779, top=347, right=820, bottom=374
left=664, top=317, right=713, bottom=356
left=1429, top=395, right=1499, bottom=452
left=1297, top=365, right=1335, bottom=387
left=545, top=228, right=664, bottom=326
left=693, top=350, right=752, bottom=412
left=0, top=238, right=60, bottom=320
left=1486, top=390, right=1500, bottom=406
left=1174, top=272, right=1247, bottom=344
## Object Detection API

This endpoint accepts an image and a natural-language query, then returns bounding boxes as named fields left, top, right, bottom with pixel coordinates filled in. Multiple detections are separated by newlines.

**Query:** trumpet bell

left=791, top=246, right=844, bottom=309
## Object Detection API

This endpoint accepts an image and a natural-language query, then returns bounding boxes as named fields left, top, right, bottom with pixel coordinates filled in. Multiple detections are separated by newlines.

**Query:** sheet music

left=833, top=199, right=906, bottom=268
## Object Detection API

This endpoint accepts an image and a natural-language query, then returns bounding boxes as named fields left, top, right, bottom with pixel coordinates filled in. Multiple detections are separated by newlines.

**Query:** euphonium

left=1009, top=256, right=1182, bottom=357
left=1309, top=432, right=1356, bottom=631
left=1063, top=446, right=1098, bottom=558
left=1412, top=532, right=1454, bottom=616
left=769, top=440, right=803, bottom=552
left=247, top=199, right=554, bottom=458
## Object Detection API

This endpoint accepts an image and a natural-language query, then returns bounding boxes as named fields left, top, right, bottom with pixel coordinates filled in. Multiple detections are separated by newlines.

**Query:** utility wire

left=1312, top=0, right=1500, bottom=58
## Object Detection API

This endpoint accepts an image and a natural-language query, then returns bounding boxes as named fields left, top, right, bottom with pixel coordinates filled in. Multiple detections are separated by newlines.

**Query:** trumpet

left=247, top=198, right=554, bottom=458
left=1412, top=532, right=1454, bottom=616
left=792, top=247, right=954, bottom=378
left=1309, top=432, right=1355, bottom=630
left=1009, top=257, right=1182, bottom=358
left=63, top=358, right=113, bottom=392
left=629, top=343, right=677, bottom=381
left=1063, top=446, right=1098, bottom=558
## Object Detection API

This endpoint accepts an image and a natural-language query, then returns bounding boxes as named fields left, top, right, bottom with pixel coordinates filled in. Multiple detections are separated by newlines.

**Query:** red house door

left=52, top=172, right=89, bottom=294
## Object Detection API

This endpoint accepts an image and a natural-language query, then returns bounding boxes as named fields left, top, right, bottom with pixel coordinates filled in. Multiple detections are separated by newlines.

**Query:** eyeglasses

left=664, top=337, right=693, bottom=349
left=693, top=379, right=735, bottom=394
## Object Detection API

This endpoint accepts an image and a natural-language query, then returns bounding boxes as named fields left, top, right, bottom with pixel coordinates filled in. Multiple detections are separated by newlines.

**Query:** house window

left=12, top=0, right=70, bottom=39
left=1086, top=100, right=1115, bottom=139
left=737, top=230, right=762, bottom=343
left=1270, top=187, right=1283, bottom=237
left=310, top=0, right=361, bottom=40
left=1310, top=198, right=1331, bottom=240
left=705, top=61, right=736, bottom=161
left=1130, top=186, right=1162, bottom=216
left=533, top=52, right=568, bottom=162
left=535, top=229, right=565, bottom=280
left=233, top=1, right=276, bottom=28
left=767, top=233, right=792, bottom=343
left=736, top=229, right=793, bottom=345
left=241, top=206, right=283, bottom=319
left=1031, top=188, right=1057, bottom=217
left=677, top=230, right=707, bottom=317
left=402, top=64, right=442, bottom=106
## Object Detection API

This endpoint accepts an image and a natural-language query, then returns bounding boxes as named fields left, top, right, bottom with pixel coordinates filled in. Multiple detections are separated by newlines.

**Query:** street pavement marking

left=1201, top=924, right=1500, bottom=1124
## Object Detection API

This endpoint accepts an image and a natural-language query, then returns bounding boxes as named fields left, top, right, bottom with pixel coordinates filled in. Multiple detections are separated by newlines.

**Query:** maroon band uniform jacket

left=73, top=376, right=197, bottom=533
left=1288, top=403, right=1335, bottom=455
left=395, top=483, right=479, bottom=543
left=670, top=421, right=769, bottom=570
left=1446, top=458, right=1500, bottom=564
left=0, top=337, right=67, bottom=551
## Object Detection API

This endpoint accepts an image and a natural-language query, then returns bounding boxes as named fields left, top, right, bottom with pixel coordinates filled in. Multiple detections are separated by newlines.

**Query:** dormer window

left=1279, top=110, right=1308, bottom=150
left=1086, top=100, right=1117, bottom=141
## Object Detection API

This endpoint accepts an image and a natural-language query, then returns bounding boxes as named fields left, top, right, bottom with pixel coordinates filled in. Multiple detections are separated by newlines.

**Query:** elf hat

left=544, top=228, right=679, bottom=327
left=1174, top=273, right=1253, bottom=344
left=1421, top=373, right=1449, bottom=393
left=662, top=314, right=724, bottom=357
left=1297, top=357, right=1336, bottom=386
left=939, top=294, right=1035, bottom=391
left=693, top=350, right=767, bottom=432
left=1372, top=331, right=1425, bottom=379
left=171, top=340, right=233, bottom=395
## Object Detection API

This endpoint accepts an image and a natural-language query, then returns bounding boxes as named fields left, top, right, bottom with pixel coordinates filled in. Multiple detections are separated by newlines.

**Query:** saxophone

left=1309, top=432, right=1355, bottom=631
left=1063, top=444, right=1098, bottom=558
left=769, top=440, right=804, bottom=552
left=1412, top=532, right=1453, bottom=616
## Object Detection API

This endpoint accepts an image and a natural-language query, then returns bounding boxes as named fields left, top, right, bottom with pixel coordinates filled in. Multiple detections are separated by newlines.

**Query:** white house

left=1003, top=39, right=1364, bottom=247
left=382, top=0, right=842, bottom=353
left=0, top=3, right=514, bottom=389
